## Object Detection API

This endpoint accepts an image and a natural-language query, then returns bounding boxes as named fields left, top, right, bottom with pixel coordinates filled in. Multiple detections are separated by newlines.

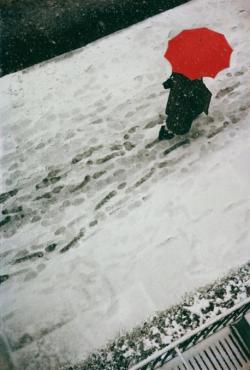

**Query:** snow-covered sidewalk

left=0, top=0, right=250, bottom=368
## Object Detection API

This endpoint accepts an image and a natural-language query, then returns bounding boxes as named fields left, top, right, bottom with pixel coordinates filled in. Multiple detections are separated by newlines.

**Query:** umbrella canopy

left=164, top=27, right=233, bottom=80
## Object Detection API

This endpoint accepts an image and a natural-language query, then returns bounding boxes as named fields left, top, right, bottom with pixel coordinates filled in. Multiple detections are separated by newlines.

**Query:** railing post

left=175, top=346, right=192, bottom=369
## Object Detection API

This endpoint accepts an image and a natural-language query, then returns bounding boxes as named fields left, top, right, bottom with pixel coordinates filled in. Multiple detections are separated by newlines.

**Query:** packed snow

left=0, top=0, right=250, bottom=368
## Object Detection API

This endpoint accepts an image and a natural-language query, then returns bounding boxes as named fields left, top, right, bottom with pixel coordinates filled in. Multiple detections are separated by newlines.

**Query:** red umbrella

left=164, top=27, right=233, bottom=80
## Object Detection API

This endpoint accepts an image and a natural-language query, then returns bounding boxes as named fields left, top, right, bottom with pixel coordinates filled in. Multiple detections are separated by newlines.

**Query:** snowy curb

left=65, top=261, right=250, bottom=370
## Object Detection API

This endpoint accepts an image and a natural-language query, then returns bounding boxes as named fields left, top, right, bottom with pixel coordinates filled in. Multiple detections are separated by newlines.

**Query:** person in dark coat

left=159, top=72, right=212, bottom=140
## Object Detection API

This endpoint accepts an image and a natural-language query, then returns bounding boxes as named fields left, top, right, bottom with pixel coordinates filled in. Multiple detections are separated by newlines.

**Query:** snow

left=0, top=0, right=250, bottom=368
left=184, top=298, right=211, bottom=316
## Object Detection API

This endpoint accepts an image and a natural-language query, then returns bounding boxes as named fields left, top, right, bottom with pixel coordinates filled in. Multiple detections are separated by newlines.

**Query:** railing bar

left=214, top=343, right=231, bottom=370
left=153, top=356, right=161, bottom=364
left=179, top=337, right=195, bottom=352
left=229, top=333, right=249, bottom=362
left=221, top=313, right=234, bottom=325
left=224, top=337, right=243, bottom=367
left=222, top=312, right=240, bottom=327
left=237, top=304, right=250, bottom=316
left=211, top=317, right=229, bottom=333
left=203, top=349, right=218, bottom=370
left=198, top=353, right=210, bottom=370
left=231, top=326, right=250, bottom=359
left=160, top=349, right=175, bottom=365
left=161, top=350, right=172, bottom=362
left=208, top=346, right=224, bottom=370
left=230, top=304, right=250, bottom=323
left=193, top=356, right=203, bottom=370
left=151, top=358, right=159, bottom=367
left=218, top=339, right=237, bottom=370
left=200, top=325, right=216, bottom=339
left=198, top=324, right=217, bottom=341
left=188, top=359, right=196, bottom=370
left=191, top=331, right=206, bottom=345
left=199, top=327, right=211, bottom=338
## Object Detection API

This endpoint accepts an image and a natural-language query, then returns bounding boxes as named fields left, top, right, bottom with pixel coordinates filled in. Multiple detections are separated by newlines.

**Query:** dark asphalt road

left=0, top=0, right=189, bottom=77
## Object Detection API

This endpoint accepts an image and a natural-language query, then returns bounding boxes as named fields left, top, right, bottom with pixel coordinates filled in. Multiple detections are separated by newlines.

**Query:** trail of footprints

left=0, top=68, right=249, bottom=281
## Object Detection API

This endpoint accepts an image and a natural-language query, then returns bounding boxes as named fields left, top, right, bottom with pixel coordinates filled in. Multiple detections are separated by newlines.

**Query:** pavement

left=0, top=0, right=189, bottom=76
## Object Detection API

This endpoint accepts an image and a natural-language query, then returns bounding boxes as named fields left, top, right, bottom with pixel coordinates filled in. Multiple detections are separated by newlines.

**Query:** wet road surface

left=0, top=0, right=189, bottom=76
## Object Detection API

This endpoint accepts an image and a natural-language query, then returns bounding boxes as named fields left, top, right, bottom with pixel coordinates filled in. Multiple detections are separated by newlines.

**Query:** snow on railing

left=129, top=297, right=250, bottom=370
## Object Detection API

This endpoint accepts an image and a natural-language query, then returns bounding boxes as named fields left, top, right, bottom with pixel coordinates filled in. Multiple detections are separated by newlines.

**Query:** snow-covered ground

left=0, top=0, right=250, bottom=368
left=73, top=265, right=250, bottom=370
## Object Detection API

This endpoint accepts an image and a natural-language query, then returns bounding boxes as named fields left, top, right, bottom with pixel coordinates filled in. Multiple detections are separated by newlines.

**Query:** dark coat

left=163, top=73, right=212, bottom=135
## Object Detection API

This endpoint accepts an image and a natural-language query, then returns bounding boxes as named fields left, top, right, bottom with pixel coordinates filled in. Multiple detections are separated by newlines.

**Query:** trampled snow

left=0, top=0, right=250, bottom=368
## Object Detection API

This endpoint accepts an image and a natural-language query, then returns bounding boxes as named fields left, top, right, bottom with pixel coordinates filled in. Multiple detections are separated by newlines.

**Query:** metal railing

left=129, top=297, right=250, bottom=370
